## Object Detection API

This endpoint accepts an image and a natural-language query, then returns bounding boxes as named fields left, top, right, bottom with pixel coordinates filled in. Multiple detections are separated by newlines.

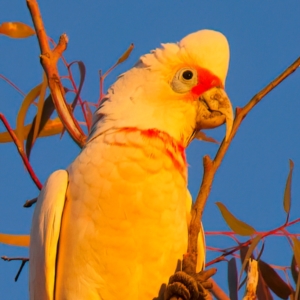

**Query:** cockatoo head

left=90, top=29, right=233, bottom=146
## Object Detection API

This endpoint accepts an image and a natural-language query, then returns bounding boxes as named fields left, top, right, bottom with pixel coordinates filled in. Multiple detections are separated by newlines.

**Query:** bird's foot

left=164, top=269, right=216, bottom=300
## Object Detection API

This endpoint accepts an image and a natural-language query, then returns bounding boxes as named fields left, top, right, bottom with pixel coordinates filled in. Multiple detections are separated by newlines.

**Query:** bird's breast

left=55, top=129, right=189, bottom=300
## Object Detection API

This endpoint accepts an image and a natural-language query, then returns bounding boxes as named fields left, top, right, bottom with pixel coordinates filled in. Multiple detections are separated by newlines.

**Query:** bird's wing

left=29, top=170, right=68, bottom=300
left=186, top=190, right=206, bottom=273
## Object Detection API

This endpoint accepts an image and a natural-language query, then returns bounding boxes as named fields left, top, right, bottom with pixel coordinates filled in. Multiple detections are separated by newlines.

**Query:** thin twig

left=15, top=260, right=27, bottom=282
left=1, top=256, right=29, bottom=282
left=98, top=69, right=104, bottom=105
left=26, top=0, right=86, bottom=147
left=206, top=217, right=300, bottom=267
left=0, top=114, right=42, bottom=190
left=1, top=256, right=29, bottom=262
left=23, top=197, right=37, bottom=207
left=67, top=61, right=88, bottom=126
left=0, top=74, right=25, bottom=96
left=183, top=57, right=300, bottom=275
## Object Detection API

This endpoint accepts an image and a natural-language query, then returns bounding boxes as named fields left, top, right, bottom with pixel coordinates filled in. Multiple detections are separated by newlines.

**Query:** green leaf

left=0, top=233, right=30, bottom=247
left=0, top=22, right=35, bottom=38
left=228, top=258, right=238, bottom=300
left=258, top=260, right=292, bottom=299
left=216, top=202, right=256, bottom=236
left=16, top=83, right=42, bottom=149
left=117, top=43, right=134, bottom=64
left=239, top=235, right=262, bottom=283
left=283, top=159, right=294, bottom=217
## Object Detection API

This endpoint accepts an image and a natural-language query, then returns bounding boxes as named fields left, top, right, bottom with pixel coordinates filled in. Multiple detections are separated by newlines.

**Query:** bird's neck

left=108, top=127, right=187, bottom=176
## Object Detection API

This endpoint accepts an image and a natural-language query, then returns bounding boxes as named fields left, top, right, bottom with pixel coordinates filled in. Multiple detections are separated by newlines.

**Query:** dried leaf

left=239, top=276, right=248, bottom=291
left=292, top=238, right=300, bottom=299
left=297, top=284, right=300, bottom=300
left=102, top=44, right=134, bottom=81
left=258, top=260, right=292, bottom=299
left=0, top=118, right=63, bottom=143
left=26, top=73, right=47, bottom=159
left=16, top=83, right=42, bottom=148
left=240, top=245, right=250, bottom=266
left=239, top=235, right=262, bottom=283
left=117, top=43, right=134, bottom=64
left=228, top=258, right=238, bottom=300
left=194, top=131, right=219, bottom=144
left=58, top=61, right=86, bottom=139
left=256, top=241, right=265, bottom=261
left=256, top=271, right=273, bottom=300
left=39, top=118, right=63, bottom=136
left=84, top=102, right=93, bottom=132
left=239, top=246, right=251, bottom=290
left=289, top=292, right=296, bottom=300
left=0, top=22, right=35, bottom=38
left=25, top=88, right=66, bottom=158
left=291, top=256, right=299, bottom=285
left=216, top=202, right=256, bottom=236
left=283, top=159, right=294, bottom=217
left=0, top=233, right=30, bottom=247
left=293, top=238, right=300, bottom=270
left=49, top=79, right=86, bottom=147
left=69, top=61, right=86, bottom=111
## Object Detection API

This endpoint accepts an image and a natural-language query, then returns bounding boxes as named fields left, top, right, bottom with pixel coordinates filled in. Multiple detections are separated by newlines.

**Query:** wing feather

left=29, top=170, right=68, bottom=300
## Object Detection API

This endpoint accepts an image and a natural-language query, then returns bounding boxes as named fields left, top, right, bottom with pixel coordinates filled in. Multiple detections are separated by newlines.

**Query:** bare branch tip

left=203, top=155, right=213, bottom=166
left=60, top=33, right=69, bottom=44
left=235, top=107, right=242, bottom=114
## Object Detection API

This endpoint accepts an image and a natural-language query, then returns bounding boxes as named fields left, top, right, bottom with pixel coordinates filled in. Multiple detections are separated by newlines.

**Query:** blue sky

left=1, top=1, right=300, bottom=298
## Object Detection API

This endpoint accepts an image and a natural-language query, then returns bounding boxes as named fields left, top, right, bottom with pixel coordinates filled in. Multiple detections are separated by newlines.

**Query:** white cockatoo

left=29, top=29, right=233, bottom=300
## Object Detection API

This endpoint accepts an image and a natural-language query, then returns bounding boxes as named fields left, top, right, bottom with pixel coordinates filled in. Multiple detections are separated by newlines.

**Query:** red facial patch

left=191, top=68, right=223, bottom=96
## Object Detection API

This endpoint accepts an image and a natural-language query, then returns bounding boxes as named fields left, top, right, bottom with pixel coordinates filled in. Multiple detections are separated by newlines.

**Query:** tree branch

left=184, top=57, right=300, bottom=274
left=26, top=0, right=86, bottom=147
left=0, top=114, right=42, bottom=190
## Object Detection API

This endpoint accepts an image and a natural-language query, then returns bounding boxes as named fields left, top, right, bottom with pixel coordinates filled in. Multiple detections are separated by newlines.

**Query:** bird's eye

left=171, top=68, right=197, bottom=93
left=182, top=70, right=193, bottom=80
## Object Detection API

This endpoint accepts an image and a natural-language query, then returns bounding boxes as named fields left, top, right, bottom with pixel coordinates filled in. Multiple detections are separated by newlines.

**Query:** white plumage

left=28, top=29, right=233, bottom=300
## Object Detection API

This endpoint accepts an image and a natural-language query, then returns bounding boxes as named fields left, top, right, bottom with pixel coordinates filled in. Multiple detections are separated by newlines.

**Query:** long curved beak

left=200, top=87, right=233, bottom=141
